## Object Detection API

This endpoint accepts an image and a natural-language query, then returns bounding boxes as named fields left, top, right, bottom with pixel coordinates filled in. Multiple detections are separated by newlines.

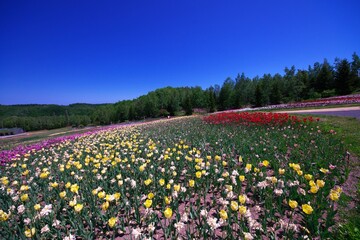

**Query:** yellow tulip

left=165, top=196, right=171, bottom=205
left=189, top=179, right=195, bottom=187
left=230, top=201, right=238, bottom=211
left=239, top=175, right=245, bottom=182
left=74, top=203, right=83, bottom=213
left=144, top=199, right=152, bottom=208
left=245, top=164, right=252, bottom=171
left=238, top=194, right=246, bottom=204
left=304, top=174, right=313, bottom=181
left=144, top=179, right=152, bottom=186
left=101, top=201, right=110, bottom=211
left=20, top=194, right=29, bottom=202
left=39, top=172, right=49, bottom=179
left=24, top=227, right=35, bottom=238
left=70, top=184, right=79, bottom=194
left=310, top=186, right=319, bottom=194
left=98, top=191, right=106, bottom=199
left=34, top=204, right=41, bottom=211
left=147, top=192, right=154, bottom=199
left=20, top=185, right=29, bottom=191
left=238, top=205, right=247, bottom=215
left=288, top=200, right=298, bottom=209
left=316, top=179, right=325, bottom=188
left=173, top=184, right=181, bottom=192
left=114, top=192, right=121, bottom=200
left=164, top=207, right=173, bottom=219
left=262, top=160, right=269, bottom=167
left=108, top=217, right=117, bottom=228
left=59, top=191, right=66, bottom=198
left=219, top=209, right=228, bottom=220
left=302, top=204, right=313, bottom=214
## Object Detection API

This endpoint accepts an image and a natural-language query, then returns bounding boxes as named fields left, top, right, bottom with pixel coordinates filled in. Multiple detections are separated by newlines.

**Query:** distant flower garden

left=255, top=94, right=360, bottom=110
left=0, top=115, right=346, bottom=239
left=203, top=112, right=318, bottom=126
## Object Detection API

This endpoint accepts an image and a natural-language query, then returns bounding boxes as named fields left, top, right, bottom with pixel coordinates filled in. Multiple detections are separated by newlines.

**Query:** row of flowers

left=203, top=112, right=318, bottom=126
left=0, top=122, right=149, bottom=167
left=254, top=94, right=360, bottom=111
left=0, top=116, right=346, bottom=239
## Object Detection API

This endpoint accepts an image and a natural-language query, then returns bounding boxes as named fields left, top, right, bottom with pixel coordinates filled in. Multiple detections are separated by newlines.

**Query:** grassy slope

left=286, top=113, right=360, bottom=239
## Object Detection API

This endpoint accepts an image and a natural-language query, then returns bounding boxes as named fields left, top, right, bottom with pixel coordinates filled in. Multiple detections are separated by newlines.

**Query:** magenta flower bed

left=258, top=94, right=360, bottom=111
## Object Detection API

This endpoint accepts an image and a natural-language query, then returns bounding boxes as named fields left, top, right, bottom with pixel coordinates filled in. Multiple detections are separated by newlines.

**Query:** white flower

left=130, top=180, right=136, bottom=188
left=147, top=223, right=155, bottom=232
left=12, top=195, right=19, bottom=201
left=131, top=228, right=142, bottom=239
left=207, top=217, right=220, bottom=231
left=217, top=197, right=229, bottom=206
left=230, top=176, right=237, bottom=185
left=243, top=232, right=254, bottom=240
left=174, top=221, right=185, bottom=232
left=274, top=189, right=283, bottom=196
left=287, top=180, right=299, bottom=187
left=6, top=188, right=14, bottom=195
left=227, top=191, right=234, bottom=199
left=63, top=234, right=76, bottom=240
left=297, top=187, right=306, bottom=196
left=277, top=179, right=285, bottom=188
left=17, top=204, right=25, bottom=214
left=52, top=219, right=61, bottom=227
left=172, top=190, right=178, bottom=198
left=24, top=218, right=31, bottom=225
left=200, top=209, right=208, bottom=217
left=181, top=212, right=189, bottom=222
left=257, top=180, right=268, bottom=189
left=41, top=224, right=50, bottom=233
left=40, top=204, right=52, bottom=216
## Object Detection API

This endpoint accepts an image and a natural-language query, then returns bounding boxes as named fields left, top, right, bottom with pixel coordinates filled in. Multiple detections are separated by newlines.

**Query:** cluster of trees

left=0, top=104, right=100, bottom=131
left=216, top=53, right=360, bottom=110
left=1, top=53, right=359, bottom=131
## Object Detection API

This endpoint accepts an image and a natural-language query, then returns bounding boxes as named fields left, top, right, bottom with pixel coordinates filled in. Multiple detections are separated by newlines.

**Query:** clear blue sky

left=1, top=0, right=359, bottom=105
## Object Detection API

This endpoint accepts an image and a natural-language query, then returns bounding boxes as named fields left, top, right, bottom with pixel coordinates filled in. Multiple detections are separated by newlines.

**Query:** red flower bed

left=203, top=112, right=318, bottom=126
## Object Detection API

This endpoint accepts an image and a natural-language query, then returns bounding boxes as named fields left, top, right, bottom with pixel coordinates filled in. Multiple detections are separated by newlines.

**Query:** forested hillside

left=1, top=53, right=359, bottom=131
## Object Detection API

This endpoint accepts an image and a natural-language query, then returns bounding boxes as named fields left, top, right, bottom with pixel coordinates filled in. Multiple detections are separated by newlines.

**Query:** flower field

left=0, top=113, right=348, bottom=239
left=255, top=94, right=360, bottom=111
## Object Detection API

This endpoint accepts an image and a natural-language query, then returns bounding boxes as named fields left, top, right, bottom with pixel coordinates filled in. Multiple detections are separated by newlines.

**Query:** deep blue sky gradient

left=1, top=0, right=359, bottom=105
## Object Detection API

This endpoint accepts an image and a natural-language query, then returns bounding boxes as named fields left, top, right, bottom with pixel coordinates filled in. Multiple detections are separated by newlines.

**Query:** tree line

left=1, top=53, right=359, bottom=131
